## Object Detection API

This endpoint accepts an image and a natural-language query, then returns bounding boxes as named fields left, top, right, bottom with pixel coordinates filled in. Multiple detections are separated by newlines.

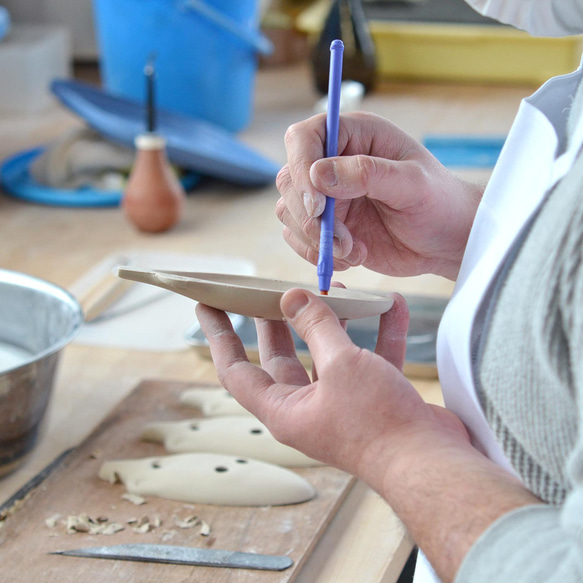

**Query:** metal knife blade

left=51, top=544, right=293, bottom=571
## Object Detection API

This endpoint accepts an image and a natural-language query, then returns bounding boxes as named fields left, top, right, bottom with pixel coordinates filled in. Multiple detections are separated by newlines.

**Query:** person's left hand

left=195, top=288, right=469, bottom=491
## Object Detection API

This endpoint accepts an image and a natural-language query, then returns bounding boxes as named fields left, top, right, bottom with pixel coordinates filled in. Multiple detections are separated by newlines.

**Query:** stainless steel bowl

left=0, top=269, right=83, bottom=477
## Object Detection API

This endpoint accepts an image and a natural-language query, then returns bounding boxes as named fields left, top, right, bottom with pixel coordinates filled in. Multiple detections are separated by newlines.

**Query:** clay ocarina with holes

left=142, top=417, right=322, bottom=467
left=179, top=386, right=253, bottom=417
left=98, top=453, right=315, bottom=506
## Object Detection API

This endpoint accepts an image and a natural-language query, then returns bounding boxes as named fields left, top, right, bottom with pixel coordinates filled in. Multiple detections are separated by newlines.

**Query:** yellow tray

left=370, top=21, right=583, bottom=85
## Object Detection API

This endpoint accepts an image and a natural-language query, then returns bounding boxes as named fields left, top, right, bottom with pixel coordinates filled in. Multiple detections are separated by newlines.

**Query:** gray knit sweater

left=455, top=79, right=583, bottom=580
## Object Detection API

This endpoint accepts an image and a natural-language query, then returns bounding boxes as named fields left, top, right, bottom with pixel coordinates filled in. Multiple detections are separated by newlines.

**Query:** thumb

left=310, top=155, right=423, bottom=210
left=280, top=288, right=353, bottom=369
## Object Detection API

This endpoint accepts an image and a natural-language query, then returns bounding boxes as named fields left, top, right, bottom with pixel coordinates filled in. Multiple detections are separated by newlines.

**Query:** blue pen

left=317, top=39, right=344, bottom=295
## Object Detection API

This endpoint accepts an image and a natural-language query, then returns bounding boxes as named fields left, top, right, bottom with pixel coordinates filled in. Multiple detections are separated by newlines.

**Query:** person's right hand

left=276, top=112, right=485, bottom=280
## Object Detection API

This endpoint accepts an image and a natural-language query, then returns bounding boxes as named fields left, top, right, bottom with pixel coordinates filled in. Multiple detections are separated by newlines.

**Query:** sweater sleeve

left=455, top=165, right=583, bottom=583
left=454, top=502, right=583, bottom=582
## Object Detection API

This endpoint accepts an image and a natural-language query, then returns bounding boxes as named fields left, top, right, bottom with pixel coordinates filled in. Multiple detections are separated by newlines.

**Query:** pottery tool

left=317, top=39, right=344, bottom=295
left=145, top=54, right=156, bottom=133
left=122, top=56, right=186, bottom=233
left=52, top=544, right=293, bottom=571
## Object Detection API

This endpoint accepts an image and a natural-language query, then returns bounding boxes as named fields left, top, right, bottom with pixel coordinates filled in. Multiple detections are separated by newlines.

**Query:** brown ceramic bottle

left=122, top=133, right=185, bottom=233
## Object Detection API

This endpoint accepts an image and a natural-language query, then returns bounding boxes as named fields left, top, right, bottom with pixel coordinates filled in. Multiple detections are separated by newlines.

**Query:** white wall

left=1, top=0, right=97, bottom=58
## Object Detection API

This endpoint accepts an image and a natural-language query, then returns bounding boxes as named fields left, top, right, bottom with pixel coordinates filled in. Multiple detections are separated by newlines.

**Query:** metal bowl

left=0, top=269, right=83, bottom=477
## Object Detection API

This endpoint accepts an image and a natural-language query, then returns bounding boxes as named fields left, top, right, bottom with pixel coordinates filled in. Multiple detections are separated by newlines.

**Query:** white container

left=0, top=24, right=70, bottom=112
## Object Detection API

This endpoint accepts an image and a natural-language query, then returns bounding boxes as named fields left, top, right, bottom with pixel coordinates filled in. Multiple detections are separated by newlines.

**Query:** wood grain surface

left=0, top=380, right=355, bottom=583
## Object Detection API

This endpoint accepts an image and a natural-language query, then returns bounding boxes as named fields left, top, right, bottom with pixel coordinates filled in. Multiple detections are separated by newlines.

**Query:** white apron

left=414, top=61, right=583, bottom=583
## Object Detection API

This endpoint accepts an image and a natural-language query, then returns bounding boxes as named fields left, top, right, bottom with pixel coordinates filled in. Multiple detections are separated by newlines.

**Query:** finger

left=374, top=293, right=409, bottom=371
left=277, top=181, right=352, bottom=261
left=284, top=111, right=388, bottom=199
left=281, top=288, right=354, bottom=372
left=276, top=195, right=321, bottom=248
left=195, top=303, right=276, bottom=415
left=277, top=135, right=326, bottom=228
left=281, top=227, right=354, bottom=273
left=283, top=114, right=328, bottom=203
left=277, top=167, right=325, bottom=223
left=278, top=151, right=368, bottom=266
left=276, top=199, right=368, bottom=267
left=254, top=317, right=311, bottom=386
left=310, top=156, right=427, bottom=212
left=311, top=282, right=347, bottom=382
left=281, top=226, right=318, bottom=266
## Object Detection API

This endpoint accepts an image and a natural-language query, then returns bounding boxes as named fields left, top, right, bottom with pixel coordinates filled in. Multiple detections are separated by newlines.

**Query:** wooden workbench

left=0, top=62, right=532, bottom=582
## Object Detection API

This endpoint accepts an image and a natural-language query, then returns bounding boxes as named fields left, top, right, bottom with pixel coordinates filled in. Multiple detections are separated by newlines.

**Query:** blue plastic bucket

left=92, top=0, right=271, bottom=133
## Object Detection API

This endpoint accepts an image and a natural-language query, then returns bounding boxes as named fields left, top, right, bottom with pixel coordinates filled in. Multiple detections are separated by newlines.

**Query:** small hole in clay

left=151, top=461, right=162, bottom=469
left=190, top=424, right=199, bottom=431
left=250, top=428, right=263, bottom=435
left=235, top=459, right=248, bottom=464
left=215, top=466, right=229, bottom=473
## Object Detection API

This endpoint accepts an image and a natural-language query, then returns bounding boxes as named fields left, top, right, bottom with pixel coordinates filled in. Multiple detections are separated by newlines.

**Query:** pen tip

left=320, top=290, right=329, bottom=296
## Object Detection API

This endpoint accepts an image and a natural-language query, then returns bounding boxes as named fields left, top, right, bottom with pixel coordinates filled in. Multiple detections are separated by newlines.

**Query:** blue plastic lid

left=51, top=80, right=281, bottom=187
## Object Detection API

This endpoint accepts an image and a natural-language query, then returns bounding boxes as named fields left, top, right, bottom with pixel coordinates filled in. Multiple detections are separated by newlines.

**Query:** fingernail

left=346, top=240, right=366, bottom=266
left=333, top=236, right=343, bottom=258
left=315, top=159, right=338, bottom=187
left=304, top=192, right=326, bottom=217
left=303, top=192, right=315, bottom=217
left=283, top=290, right=309, bottom=319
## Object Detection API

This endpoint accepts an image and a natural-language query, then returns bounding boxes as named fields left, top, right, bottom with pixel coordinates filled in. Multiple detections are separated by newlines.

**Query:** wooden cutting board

left=0, top=380, right=355, bottom=583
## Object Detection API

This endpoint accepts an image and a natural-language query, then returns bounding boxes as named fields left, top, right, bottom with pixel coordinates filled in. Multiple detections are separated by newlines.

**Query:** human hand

left=195, top=290, right=469, bottom=492
left=276, top=112, right=484, bottom=280
left=198, top=291, right=540, bottom=583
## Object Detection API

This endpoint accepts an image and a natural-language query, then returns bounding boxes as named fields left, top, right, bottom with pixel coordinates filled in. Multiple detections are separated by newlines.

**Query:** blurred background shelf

left=2, top=0, right=582, bottom=117
left=297, top=0, right=583, bottom=85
